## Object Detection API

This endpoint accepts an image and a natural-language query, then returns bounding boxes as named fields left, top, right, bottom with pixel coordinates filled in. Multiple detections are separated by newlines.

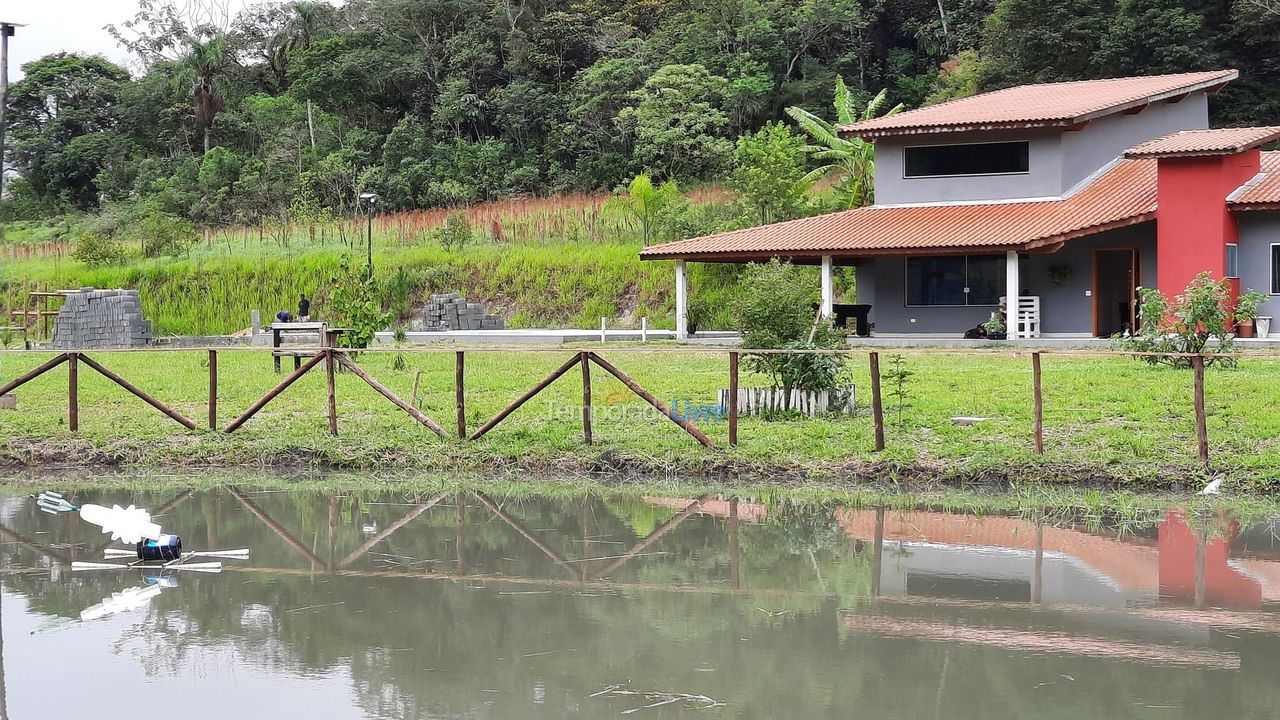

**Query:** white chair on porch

left=999, top=295, right=1041, bottom=338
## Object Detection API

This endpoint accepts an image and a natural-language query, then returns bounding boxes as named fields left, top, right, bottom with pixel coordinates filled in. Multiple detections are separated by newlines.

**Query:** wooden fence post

left=581, top=351, right=593, bottom=445
left=455, top=351, right=466, bottom=439
left=869, top=352, right=885, bottom=452
left=325, top=349, right=338, bottom=435
left=68, top=352, right=78, bottom=432
left=208, top=349, right=218, bottom=430
left=1032, top=351, right=1044, bottom=455
left=1193, top=354, right=1209, bottom=465
left=728, top=351, right=739, bottom=446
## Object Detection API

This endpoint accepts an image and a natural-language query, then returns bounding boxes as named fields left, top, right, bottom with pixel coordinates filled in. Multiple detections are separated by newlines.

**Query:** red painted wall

left=1158, top=510, right=1261, bottom=609
left=1154, top=150, right=1259, bottom=301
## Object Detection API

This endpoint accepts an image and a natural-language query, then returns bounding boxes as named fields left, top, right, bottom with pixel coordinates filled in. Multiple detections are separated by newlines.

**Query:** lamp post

left=359, top=192, right=378, bottom=273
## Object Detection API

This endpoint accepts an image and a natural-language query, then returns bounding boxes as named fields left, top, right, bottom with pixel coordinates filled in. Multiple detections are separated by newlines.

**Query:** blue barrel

left=136, top=535, right=182, bottom=561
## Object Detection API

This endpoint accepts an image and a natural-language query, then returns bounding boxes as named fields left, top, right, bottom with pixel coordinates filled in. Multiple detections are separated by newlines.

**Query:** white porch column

left=820, top=255, right=834, bottom=318
left=675, top=259, right=688, bottom=340
left=1005, top=250, right=1020, bottom=339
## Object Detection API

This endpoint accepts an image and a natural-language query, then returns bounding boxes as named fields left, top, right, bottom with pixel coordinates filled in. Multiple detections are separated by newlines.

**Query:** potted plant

left=981, top=312, right=1007, bottom=340
left=1233, top=289, right=1267, bottom=339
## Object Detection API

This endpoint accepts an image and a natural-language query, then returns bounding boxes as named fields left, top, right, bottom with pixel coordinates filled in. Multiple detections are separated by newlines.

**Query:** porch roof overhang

left=640, top=158, right=1158, bottom=263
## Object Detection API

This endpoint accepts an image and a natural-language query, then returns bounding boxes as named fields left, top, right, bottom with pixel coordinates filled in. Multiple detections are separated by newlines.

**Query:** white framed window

left=1226, top=243, right=1239, bottom=279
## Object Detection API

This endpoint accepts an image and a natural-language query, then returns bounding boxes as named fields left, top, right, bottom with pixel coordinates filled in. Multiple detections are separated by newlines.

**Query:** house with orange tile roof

left=641, top=70, right=1280, bottom=340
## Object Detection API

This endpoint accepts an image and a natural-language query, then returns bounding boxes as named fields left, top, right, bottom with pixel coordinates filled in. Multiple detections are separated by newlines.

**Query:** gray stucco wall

left=1059, top=94, right=1208, bottom=191
left=1237, top=212, right=1280, bottom=332
left=1025, top=224, right=1157, bottom=334
left=856, top=224, right=1156, bottom=335
left=872, top=92, right=1210, bottom=206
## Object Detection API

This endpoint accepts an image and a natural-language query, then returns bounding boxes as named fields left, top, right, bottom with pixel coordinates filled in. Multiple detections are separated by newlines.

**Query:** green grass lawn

left=1, top=347, right=1277, bottom=491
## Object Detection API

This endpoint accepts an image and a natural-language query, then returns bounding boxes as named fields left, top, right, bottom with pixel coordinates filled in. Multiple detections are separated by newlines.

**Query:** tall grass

left=1, top=192, right=751, bottom=335
left=3, top=247, right=679, bottom=335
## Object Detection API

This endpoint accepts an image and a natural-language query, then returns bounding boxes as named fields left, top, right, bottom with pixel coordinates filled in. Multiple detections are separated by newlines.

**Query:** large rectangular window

left=906, top=255, right=1006, bottom=306
left=904, top=141, right=1030, bottom=178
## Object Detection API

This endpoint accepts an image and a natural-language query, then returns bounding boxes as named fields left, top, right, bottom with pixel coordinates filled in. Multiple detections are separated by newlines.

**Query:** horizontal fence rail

left=0, top=344, right=1238, bottom=464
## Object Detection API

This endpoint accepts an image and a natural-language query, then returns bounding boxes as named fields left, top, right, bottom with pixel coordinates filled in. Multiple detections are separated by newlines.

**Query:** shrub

left=439, top=211, right=471, bottom=252
left=72, top=231, right=129, bottom=266
left=328, top=256, right=393, bottom=349
left=133, top=211, right=199, bottom=257
left=1114, top=271, right=1236, bottom=368
left=730, top=259, right=846, bottom=398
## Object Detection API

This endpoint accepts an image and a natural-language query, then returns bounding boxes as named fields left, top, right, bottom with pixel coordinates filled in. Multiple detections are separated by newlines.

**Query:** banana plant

left=785, top=78, right=903, bottom=209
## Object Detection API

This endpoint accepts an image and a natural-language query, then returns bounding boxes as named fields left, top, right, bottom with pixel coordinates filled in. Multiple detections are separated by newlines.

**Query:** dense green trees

left=4, top=0, right=1280, bottom=227
left=0, top=0, right=970, bottom=223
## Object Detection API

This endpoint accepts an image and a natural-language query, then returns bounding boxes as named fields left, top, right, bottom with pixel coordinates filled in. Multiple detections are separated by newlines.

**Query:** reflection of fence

left=0, top=346, right=1244, bottom=461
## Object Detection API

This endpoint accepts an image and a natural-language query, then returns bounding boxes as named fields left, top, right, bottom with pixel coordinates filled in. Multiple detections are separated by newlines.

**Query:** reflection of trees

left=2, top=489, right=1280, bottom=719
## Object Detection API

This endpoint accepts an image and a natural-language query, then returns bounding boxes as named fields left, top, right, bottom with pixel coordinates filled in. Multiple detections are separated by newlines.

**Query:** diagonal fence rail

left=0, top=344, right=1231, bottom=464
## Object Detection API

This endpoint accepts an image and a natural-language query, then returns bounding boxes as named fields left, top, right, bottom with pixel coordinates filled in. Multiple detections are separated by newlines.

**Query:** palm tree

left=785, top=78, right=904, bottom=209
left=179, top=34, right=229, bottom=154
left=269, top=1, right=328, bottom=87
left=609, top=174, right=681, bottom=246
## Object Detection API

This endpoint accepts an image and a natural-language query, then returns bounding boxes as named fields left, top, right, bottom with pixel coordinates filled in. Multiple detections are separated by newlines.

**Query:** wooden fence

left=0, top=345, right=1244, bottom=465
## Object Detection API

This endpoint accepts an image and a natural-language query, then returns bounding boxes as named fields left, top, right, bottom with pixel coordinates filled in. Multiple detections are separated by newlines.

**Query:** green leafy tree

left=4, top=53, right=131, bottom=210
left=616, top=64, right=734, bottom=180
left=730, top=121, right=811, bottom=224
left=1091, top=0, right=1214, bottom=76
left=1115, top=272, right=1237, bottom=368
left=926, top=49, right=982, bottom=104
left=133, top=211, right=200, bottom=257
left=329, top=256, right=393, bottom=349
left=785, top=79, right=903, bottom=209
left=730, top=260, right=846, bottom=402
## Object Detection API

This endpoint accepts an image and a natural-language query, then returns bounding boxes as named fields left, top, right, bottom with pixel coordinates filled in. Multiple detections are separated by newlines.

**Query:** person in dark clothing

left=298, top=294, right=311, bottom=321
left=276, top=310, right=293, bottom=323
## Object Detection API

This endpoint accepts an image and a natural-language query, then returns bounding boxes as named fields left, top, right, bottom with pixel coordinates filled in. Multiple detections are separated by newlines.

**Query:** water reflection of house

left=837, top=509, right=1280, bottom=610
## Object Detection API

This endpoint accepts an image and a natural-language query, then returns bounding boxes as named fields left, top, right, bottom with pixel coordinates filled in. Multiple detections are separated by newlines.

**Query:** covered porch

left=640, top=157, right=1159, bottom=341
left=668, top=249, right=1035, bottom=341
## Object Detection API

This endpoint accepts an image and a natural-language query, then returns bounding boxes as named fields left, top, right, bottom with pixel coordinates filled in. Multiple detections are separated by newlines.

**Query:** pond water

left=1, top=486, right=1278, bottom=718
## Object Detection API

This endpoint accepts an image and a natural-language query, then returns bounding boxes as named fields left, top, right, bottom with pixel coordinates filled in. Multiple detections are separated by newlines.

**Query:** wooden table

left=265, top=322, right=356, bottom=372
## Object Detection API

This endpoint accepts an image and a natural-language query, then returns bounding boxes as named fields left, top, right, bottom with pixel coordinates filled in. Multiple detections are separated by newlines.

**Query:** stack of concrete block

left=51, top=288, right=153, bottom=349
left=423, top=292, right=505, bottom=331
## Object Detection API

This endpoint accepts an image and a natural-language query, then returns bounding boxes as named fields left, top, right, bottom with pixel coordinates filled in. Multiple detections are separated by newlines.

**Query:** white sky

left=4, top=0, right=143, bottom=80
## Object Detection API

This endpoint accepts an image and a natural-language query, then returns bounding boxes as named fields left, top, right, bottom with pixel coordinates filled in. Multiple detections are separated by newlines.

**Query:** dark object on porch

left=963, top=323, right=1006, bottom=340
left=833, top=304, right=872, bottom=337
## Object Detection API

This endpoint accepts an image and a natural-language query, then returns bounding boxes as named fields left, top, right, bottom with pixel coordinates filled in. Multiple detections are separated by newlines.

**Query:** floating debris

left=589, top=685, right=724, bottom=714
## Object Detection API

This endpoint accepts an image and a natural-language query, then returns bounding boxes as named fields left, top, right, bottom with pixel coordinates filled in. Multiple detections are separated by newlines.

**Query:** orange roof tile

left=639, top=159, right=1157, bottom=260
left=1126, top=127, right=1280, bottom=158
left=1228, top=151, right=1280, bottom=209
left=841, top=71, right=1236, bottom=139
